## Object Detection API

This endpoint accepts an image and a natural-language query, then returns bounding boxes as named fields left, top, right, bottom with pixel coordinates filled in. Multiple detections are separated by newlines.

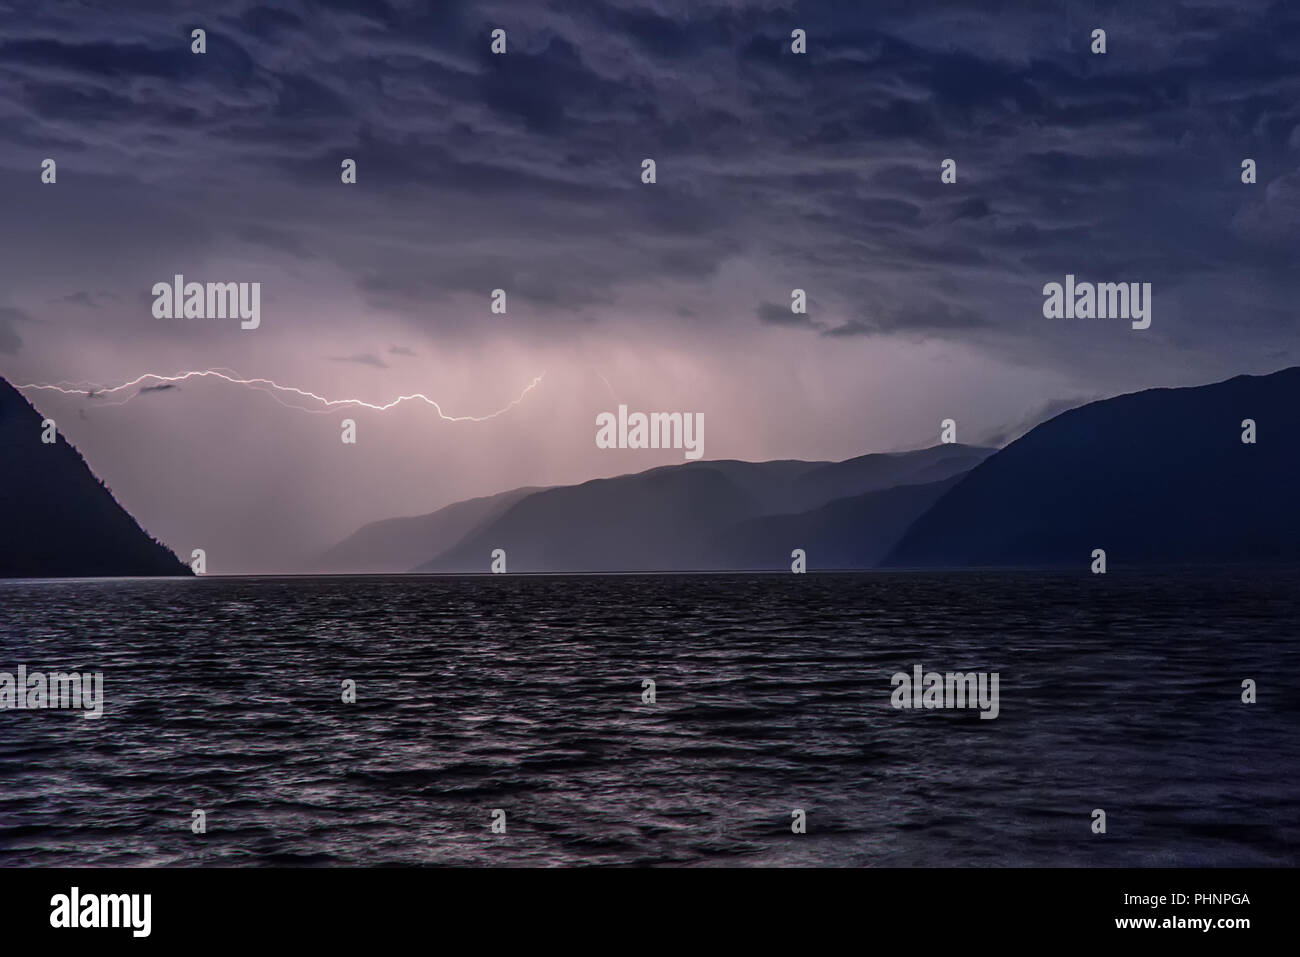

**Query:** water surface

left=0, top=571, right=1295, bottom=866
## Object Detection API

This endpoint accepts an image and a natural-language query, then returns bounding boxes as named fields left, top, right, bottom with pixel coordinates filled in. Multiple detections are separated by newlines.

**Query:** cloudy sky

left=1, top=0, right=1297, bottom=571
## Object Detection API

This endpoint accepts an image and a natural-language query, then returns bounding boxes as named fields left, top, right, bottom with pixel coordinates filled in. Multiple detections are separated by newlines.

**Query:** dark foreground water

left=0, top=571, right=1296, bottom=867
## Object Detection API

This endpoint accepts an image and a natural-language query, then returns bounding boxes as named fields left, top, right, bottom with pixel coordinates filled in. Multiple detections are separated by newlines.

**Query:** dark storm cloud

left=824, top=301, right=990, bottom=339
left=756, top=300, right=821, bottom=329
left=0, top=38, right=193, bottom=80
left=0, top=0, right=1297, bottom=365
left=975, top=395, right=1103, bottom=448
left=0, top=306, right=28, bottom=354
left=53, top=290, right=113, bottom=308
left=328, top=352, right=389, bottom=368
left=235, top=224, right=316, bottom=259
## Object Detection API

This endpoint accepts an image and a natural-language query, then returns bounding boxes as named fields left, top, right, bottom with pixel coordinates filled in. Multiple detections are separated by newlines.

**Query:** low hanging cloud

left=975, top=396, right=1102, bottom=448
left=327, top=353, right=389, bottom=369
left=0, top=306, right=29, bottom=355
left=756, top=301, right=823, bottom=330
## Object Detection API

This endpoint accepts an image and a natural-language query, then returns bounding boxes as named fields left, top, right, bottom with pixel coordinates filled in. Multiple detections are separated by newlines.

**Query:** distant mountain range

left=0, top=376, right=190, bottom=577
left=7, top=367, right=1298, bottom=577
left=313, top=485, right=547, bottom=573
left=308, top=445, right=994, bottom=573
left=324, top=367, right=1300, bottom=573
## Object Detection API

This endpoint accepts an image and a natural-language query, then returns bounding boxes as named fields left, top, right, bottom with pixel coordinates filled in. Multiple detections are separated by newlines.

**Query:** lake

left=0, top=570, right=1295, bottom=866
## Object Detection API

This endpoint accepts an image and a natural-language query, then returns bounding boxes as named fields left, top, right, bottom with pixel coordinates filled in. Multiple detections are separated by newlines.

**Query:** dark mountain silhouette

left=703, top=474, right=965, bottom=570
left=410, top=445, right=992, bottom=573
left=786, top=445, right=988, bottom=511
left=884, top=367, right=1300, bottom=568
left=311, top=485, right=547, bottom=573
left=0, top=376, right=190, bottom=577
left=420, top=466, right=763, bottom=572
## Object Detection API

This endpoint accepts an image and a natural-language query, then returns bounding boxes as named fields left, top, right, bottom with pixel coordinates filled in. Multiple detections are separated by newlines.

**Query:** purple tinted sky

left=1, top=0, right=1297, bottom=570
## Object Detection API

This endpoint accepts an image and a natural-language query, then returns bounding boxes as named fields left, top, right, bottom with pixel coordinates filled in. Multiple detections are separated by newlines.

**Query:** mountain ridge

left=0, top=376, right=191, bottom=578
left=884, top=367, right=1300, bottom=568
left=412, top=444, right=993, bottom=573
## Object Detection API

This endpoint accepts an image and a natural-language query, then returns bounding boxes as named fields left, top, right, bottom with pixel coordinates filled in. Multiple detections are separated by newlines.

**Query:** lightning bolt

left=596, top=372, right=617, bottom=400
left=15, top=368, right=546, bottom=421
